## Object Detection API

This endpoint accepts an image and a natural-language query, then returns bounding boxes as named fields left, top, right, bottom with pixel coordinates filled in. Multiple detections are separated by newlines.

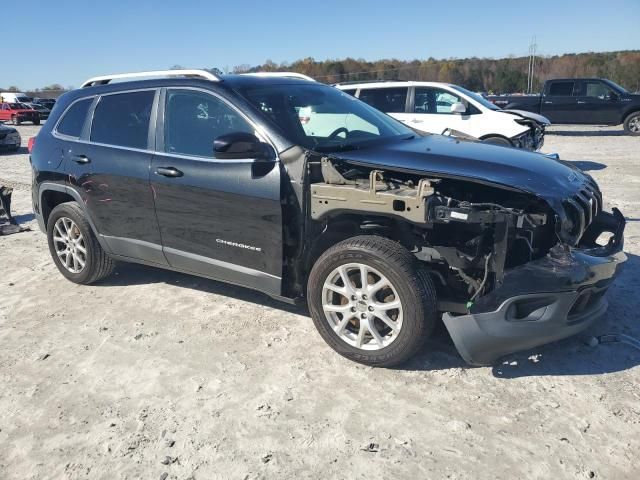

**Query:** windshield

left=9, top=103, right=26, bottom=109
left=603, top=79, right=629, bottom=94
left=238, top=83, right=414, bottom=151
left=450, top=85, right=501, bottom=111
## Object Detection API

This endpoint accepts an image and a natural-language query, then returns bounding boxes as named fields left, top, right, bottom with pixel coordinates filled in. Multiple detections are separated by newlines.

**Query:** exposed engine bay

left=307, top=156, right=591, bottom=311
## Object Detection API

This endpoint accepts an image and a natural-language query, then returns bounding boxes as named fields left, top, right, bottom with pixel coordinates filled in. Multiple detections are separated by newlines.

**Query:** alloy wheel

left=52, top=217, right=87, bottom=273
left=321, top=263, right=403, bottom=350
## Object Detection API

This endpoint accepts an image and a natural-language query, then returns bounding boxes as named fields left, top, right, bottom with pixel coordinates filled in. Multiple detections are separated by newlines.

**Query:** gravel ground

left=1, top=123, right=639, bottom=480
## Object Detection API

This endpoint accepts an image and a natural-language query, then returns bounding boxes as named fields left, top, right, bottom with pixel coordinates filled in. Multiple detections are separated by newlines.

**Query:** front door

left=150, top=88, right=283, bottom=295
left=575, top=80, right=622, bottom=124
left=408, top=87, right=474, bottom=136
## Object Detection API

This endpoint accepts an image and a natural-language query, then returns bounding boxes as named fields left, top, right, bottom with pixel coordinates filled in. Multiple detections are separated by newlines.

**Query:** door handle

left=155, top=167, right=183, bottom=178
left=543, top=101, right=553, bottom=104
left=71, top=155, right=90, bottom=164
left=409, top=119, right=423, bottom=123
left=577, top=101, right=586, bottom=104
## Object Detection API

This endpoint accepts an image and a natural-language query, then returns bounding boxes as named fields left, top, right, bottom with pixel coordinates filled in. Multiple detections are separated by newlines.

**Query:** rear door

left=0, top=104, right=9, bottom=121
left=575, top=80, right=622, bottom=124
left=540, top=81, right=579, bottom=123
left=64, top=89, right=167, bottom=264
left=150, top=88, right=283, bottom=295
left=357, top=87, right=410, bottom=122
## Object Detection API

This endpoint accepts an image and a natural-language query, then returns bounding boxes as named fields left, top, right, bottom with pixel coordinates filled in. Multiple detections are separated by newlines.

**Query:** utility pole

left=527, top=36, right=537, bottom=94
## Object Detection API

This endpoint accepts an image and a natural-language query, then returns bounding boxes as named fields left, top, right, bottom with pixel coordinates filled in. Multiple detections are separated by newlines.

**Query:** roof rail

left=333, top=79, right=399, bottom=86
left=81, top=69, right=221, bottom=88
left=240, top=72, right=316, bottom=82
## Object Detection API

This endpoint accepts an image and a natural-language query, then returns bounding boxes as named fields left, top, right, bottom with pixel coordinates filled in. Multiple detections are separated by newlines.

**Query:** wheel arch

left=300, top=214, right=422, bottom=290
left=622, top=107, right=640, bottom=123
left=38, top=183, right=111, bottom=253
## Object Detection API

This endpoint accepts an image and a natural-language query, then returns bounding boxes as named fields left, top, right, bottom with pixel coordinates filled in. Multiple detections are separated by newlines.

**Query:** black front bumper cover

left=443, top=208, right=627, bottom=366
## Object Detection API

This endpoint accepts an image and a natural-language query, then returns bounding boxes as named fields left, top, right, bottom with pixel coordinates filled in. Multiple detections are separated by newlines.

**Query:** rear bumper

left=443, top=208, right=627, bottom=366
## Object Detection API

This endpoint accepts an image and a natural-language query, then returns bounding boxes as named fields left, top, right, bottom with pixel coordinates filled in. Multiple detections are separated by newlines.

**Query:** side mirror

left=214, top=132, right=274, bottom=160
left=606, top=92, right=619, bottom=101
left=450, top=102, right=467, bottom=114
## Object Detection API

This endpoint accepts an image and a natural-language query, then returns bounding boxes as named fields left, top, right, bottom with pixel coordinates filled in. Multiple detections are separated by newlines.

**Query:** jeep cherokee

left=30, top=70, right=626, bottom=367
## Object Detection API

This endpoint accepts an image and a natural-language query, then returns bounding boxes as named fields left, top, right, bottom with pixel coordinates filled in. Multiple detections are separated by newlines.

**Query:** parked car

left=30, top=103, right=51, bottom=120
left=335, top=81, right=549, bottom=150
left=32, top=98, right=56, bottom=110
left=487, top=78, right=640, bottom=135
left=0, top=103, right=40, bottom=125
left=30, top=69, right=626, bottom=367
left=0, top=123, right=21, bottom=152
left=0, top=92, right=34, bottom=104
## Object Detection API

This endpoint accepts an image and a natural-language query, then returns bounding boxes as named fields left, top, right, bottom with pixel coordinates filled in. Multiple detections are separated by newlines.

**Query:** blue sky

left=4, top=0, right=639, bottom=89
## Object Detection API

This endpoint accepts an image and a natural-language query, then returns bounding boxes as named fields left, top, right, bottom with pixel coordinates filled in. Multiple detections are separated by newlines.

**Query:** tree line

left=3, top=50, right=638, bottom=98
left=233, top=50, right=640, bottom=93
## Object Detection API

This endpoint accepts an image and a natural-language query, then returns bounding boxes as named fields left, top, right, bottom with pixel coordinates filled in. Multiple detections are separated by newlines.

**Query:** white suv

left=335, top=81, right=549, bottom=150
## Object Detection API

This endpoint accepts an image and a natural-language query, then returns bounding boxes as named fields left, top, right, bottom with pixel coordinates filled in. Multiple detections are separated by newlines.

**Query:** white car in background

left=335, top=81, right=550, bottom=150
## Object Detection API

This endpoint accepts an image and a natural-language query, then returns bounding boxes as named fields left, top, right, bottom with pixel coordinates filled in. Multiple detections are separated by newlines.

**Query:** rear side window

left=548, top=82, right=575, bottom=96
left=341, top=89, right=357, bottom=96
left=90, top=91, right=155, bottom=149
left=56, top=98, right=92, bottom=137
left=358, top=88, right=408, bottom=113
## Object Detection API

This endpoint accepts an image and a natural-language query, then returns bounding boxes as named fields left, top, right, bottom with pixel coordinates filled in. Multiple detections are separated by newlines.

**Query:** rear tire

left=33, top=119, right=40, bottom=126
left=482, top=136, right=512, bottom=147
left=623, top=111, right=640, bottom=135
left=46, top=201, right=114, bottom=284
left=307, top=235, right=437, bottom=367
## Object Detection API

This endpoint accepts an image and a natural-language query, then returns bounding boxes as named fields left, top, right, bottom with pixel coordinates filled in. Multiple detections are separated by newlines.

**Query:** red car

left=0, top=103, right=40, bottom=125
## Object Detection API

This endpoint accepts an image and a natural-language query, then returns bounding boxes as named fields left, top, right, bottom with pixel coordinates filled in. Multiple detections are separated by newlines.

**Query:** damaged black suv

left=30, top=70, right=626, bottom=366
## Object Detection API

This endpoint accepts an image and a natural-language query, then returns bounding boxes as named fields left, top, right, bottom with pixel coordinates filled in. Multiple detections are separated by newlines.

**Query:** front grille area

left=562, top=178, right=603, bottom=241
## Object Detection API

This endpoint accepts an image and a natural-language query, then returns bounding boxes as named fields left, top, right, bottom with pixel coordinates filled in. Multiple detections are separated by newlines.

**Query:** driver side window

left=414, top=88, right=464, bottom=114
left=584, top=81, right=614, bottom=99
left=164, top=90, right=254, bottom=158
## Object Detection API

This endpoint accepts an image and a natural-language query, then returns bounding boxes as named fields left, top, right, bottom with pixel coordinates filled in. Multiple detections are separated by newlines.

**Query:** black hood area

left=330, top=135, right=590, bottom=201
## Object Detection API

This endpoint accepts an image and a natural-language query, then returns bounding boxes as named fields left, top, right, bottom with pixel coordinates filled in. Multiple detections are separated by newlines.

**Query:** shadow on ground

left=96, top=252, right=640, bottom=377
left=548, top=129, right=627, bottom=137
left=97, top=261, right=305, bottom=316
left=568, top=160, right=607, bottom=171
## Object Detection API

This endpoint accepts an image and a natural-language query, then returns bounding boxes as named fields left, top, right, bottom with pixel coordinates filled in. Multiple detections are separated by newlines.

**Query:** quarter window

left=548, top=82, right=575, bottom=96
left=164, top=90, right=254, bottom=158
left=358, top=88, right=408, bottom=113
left=90, top=91, right=155, bottom=149
left=56, top=98, right=92, bottom=138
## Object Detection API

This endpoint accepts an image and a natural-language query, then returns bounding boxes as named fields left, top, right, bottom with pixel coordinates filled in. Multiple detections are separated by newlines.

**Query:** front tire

left=11, top=115, right=20, bottom=126
left=623, top=112, right=640, bottom=135
left=46, top=202, right=114, bottom=284
left=307, top=235, right=437, bottom=367
left=33, top=119, right=41, bottom=126
left=482, top=136, right=512, bottom=147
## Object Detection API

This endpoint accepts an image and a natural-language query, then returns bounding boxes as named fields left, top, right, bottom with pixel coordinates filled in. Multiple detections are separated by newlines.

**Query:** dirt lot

left=1, top=124, right=639, bottom=480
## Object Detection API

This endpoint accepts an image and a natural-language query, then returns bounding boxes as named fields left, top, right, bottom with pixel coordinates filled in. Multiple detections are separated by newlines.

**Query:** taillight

left=28, top=137, right=36, bottom=153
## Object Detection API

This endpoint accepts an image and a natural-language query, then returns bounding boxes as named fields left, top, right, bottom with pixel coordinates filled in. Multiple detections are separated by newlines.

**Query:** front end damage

left=308, top=155, right=626, bottom=365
